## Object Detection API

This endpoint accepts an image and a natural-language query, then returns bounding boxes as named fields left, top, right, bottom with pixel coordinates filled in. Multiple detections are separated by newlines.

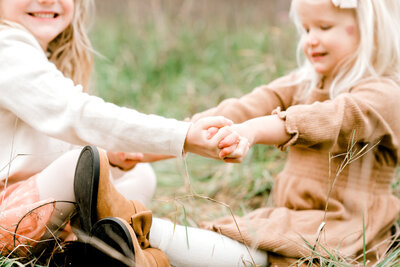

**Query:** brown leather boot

left=95, top=147, right=151, bottom=224
left=74, top=145, right=152, bottom=249
left=90, top=217, right=170, bottom=267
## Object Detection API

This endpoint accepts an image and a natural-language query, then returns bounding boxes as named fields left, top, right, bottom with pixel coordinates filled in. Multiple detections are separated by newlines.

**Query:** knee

left=135, top=163, right=157, bottom=185
left=114, top=163, right=157, bottom=187
left=112, top=163, right=157, bottom=204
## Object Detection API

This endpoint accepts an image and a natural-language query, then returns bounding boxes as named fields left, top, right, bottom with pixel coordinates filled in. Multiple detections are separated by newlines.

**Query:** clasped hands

left=108, top=116, right=250, bottom=170
left=183, top=116, right=250, bottom=163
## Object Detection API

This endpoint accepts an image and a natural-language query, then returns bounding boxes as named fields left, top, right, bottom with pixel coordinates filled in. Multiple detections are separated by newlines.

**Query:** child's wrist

left=240, top=121, right=255, bottom=147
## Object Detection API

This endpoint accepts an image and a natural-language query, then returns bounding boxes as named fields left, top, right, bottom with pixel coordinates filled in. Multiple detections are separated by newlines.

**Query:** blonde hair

left=290, top=0, right=400, bottom=98
left=0, top=0, right=95, bottom=91
left=47, top=0, right=95, bottom=91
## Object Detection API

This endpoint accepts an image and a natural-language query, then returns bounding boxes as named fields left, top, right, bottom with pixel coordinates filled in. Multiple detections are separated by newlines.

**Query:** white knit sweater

left=0, top=26, right=189, bottom=185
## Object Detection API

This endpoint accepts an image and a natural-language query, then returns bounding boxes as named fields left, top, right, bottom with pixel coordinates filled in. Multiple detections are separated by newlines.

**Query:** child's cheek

left=346, top=26, right=355, bottom=36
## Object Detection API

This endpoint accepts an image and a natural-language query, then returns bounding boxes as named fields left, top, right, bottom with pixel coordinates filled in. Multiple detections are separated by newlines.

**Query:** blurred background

left=91, top=0, right=295, bottom=224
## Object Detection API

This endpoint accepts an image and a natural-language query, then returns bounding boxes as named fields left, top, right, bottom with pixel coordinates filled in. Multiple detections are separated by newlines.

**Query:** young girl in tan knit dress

left=182, top=0, right=400, bottom=265
left=107, top=0, right=399, bottom=266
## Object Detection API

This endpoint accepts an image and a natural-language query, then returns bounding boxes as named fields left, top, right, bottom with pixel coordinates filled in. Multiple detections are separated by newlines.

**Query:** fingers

left=108, top=152, right=144, bottom=171
left=124, top=152, right=144, bottom=161
left=141, top=153, right=175, bottom=162
left=198, top=116, right=233, bottom=130
left=209, top=126, right=232, bottom=141
left=220, top=137, right=250, bottom=163
left=218, top=131, right=239, bottom=148
left=207, top=127, right=219, bottom=139
left=219, top=144, right=236, bottom=158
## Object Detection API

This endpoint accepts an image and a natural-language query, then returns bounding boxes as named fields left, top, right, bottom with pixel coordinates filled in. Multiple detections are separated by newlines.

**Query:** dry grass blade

left=313, top=130, right=380, bottom=260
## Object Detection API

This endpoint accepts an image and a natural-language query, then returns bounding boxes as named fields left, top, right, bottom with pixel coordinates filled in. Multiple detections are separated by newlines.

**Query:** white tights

left=149, top=218, right=268, bottom=267
left=35, top=149, right=268, bottom=266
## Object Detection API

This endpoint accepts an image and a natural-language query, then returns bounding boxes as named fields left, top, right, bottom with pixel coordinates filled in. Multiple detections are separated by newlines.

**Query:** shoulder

left=0, top=23, right=49, bottom=73
left=350, top=77, right=400, bottom=98
left=353, top=76, right=399, bottom=89
left=346, top=77, right=400, bottom=117
left=0, top=23, right=43, bottom=52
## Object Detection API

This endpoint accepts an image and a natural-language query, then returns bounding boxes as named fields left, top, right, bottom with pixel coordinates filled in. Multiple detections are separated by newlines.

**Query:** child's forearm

left=240, top=115, right=291, bottom=147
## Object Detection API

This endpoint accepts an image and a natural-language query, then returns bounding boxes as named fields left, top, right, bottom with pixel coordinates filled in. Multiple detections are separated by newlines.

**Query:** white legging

left=150, top=218, right=268, bottom=267
left=35, top=150, right=268, bottom=267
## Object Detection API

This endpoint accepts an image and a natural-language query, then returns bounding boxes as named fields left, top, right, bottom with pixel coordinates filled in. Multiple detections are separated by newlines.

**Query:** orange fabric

left=0, top=176, right=55, bottom=256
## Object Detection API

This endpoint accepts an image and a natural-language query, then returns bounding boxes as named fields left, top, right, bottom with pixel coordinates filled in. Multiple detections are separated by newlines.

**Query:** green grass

left=90, top=17, right=297, bottom=119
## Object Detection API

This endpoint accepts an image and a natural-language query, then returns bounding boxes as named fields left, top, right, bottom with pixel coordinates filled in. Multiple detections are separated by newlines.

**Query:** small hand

left=107, top=151, right=174, bottom=171
left=208, top=123, right=252, bottom=163
left=107, top=151, right=143, bottom=171
left=219, top=136, right=250, bottom=163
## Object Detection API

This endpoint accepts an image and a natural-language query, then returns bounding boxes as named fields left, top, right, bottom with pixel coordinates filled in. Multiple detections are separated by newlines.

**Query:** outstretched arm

left=218, top=115, right=291, bottom=160
left=107, top=116, right=240, bottom=169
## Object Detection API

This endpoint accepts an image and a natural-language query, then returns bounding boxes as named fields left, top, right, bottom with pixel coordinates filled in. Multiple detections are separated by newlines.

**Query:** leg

left=111, top=163, right=156, bottom=205
left=73, top=146, right=170, bottom=265
left=36, top=149, right=81, bottom=236
left=149, top=218, right=268, bottom=267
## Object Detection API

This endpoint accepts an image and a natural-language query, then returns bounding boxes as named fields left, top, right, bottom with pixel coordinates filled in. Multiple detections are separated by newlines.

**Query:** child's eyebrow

left=300, top=17, right=335, bottom=26
left=313, top=18, right=335, bottom=24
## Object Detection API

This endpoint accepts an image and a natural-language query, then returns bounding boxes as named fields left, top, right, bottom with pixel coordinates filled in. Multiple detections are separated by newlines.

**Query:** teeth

left=31, top=13, right=56, bottom=18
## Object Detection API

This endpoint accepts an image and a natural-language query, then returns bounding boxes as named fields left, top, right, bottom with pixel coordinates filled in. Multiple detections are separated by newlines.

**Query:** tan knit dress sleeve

left=279, top=78, right=400, bottom=159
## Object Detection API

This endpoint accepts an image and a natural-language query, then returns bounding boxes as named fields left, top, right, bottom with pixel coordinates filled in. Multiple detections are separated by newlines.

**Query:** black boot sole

left=74, top=145, right=100, bottom=234
left=89, top=217, right=136, bottom=266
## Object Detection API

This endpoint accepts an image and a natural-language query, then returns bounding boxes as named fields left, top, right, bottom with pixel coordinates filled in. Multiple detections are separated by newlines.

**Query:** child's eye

left=320, top=25, right=332, bottom=31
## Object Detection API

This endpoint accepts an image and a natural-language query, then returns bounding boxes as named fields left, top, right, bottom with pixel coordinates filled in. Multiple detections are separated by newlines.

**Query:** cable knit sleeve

left=277, top=79, right=400, bottom=157
left=0, top=27, right=190, bottom=156
left=191, top=73, right=304, bottom=123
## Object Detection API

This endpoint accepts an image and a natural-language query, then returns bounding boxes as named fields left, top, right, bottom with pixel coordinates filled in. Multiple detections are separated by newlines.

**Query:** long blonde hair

left=290, top=0, right=400, bottom=98
left=0, top=0, right=95, bottom=91
left=47, top=0, right=94, bottom=91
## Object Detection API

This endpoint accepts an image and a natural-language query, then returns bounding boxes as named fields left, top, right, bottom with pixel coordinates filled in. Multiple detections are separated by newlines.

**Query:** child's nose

left=306, top=31, right=319, bottom=46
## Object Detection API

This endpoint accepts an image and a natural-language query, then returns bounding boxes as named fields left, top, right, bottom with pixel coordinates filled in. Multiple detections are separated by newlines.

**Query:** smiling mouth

left=28, top=13, right=59, bottom=19
left=312, top=52, right=328, bottom=58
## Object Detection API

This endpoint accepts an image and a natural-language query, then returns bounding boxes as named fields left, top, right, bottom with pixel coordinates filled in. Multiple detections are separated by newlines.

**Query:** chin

left=313, top=68, right=328, bottom=75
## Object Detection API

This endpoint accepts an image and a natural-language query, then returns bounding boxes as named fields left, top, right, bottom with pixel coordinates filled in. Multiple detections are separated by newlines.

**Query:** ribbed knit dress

left=195, top=73, right=400, bottom=266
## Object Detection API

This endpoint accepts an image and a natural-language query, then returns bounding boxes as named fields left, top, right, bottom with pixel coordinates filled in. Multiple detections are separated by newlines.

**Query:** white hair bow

left=331, top=0, right=357, bottom=8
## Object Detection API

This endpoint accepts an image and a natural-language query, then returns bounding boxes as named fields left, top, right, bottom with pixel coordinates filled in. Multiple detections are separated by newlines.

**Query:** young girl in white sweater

left=0, top=0, right=249, bottom=264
